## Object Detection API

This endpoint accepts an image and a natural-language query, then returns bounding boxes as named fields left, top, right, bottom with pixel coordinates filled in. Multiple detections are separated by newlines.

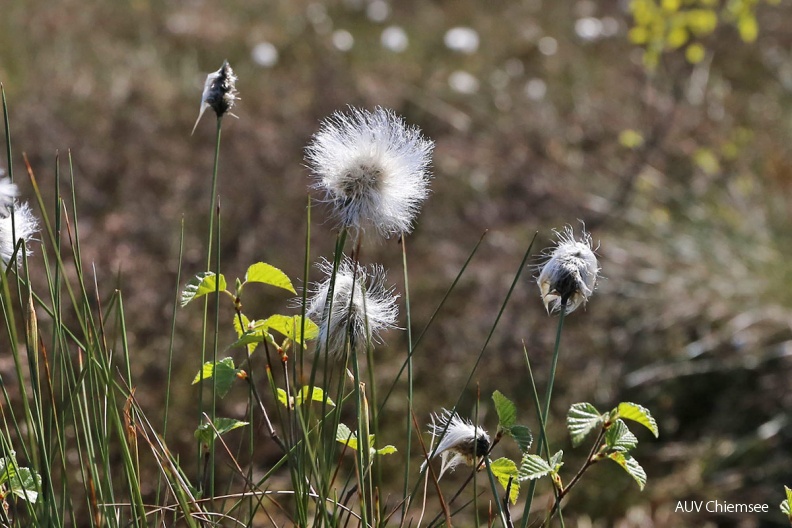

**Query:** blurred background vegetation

left=2, top=0, right=791, bottom=525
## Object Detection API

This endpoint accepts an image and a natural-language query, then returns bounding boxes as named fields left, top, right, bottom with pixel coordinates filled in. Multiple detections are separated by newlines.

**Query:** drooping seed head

left=421, top=409, right=491, bottom=478
left=537, top=226, right=599, bottom=315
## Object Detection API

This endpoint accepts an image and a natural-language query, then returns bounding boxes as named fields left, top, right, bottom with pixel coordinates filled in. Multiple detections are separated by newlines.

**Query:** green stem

left=197, top=114, right=223, bottom=485
left=400, top=234, right=415, bottom=520
left=521, top=306, right=566, bottom=527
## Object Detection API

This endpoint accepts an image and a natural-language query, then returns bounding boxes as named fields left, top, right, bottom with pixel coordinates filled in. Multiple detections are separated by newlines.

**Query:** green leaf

left=191, top=358, right=242, bottom=398
left=233, top=313, right=260, bottom=353
left=0, top=454, right=41, bottom=504
left=607, top=452, right=647, bottom=491
left=508, top=425, right=533, bottom=453
left=181, top=272, right=227, bottom=307
left=262, top=315, right=320, bottom=347
left=782, top=486, right=792, bottom=518
left=491, top=457, right=520, bottom=504
left=276, top=388, right=289, bottom=408
left=277, top=386, right=335, bottom=408
left=616, top=402, right=659, bottom=438
left=518, top=454, right=553, bottom=482
left=549, top=450, right=564, bottom=470
left=245, top=263, right=296, bottom=294
left=605, top=420, right=638, bottom=453
left=336, top=423, right=358, bottom=451
left=376, top=445, right=398, bottom=456
left=567, top=402, right=604, bottom=447
left=194, top=418, right=249, bottom=447
left=297, top=386, right=335, bottom=407
left=492, top=390, right=517, bottom=429
left=7, top=467, right=41, bottom=503
left=233, top=313, right=251, bottom=337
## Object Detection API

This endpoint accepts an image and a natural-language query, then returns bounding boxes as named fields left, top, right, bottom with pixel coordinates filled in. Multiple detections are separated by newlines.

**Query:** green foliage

left=491, top=391, right=533, bottom=453
left=335, top=424, right=396, bottom=457
left=492, top=390, right=517, bottom=429
left=194, top=418, right=249, bottom=449
left=518, top=451, right=563, bottom=482
left=604, top=420, right=639, bottom=453
left=231, top=314, right=319, bottom=351
left=244, top=262, right=296, bottom=294
left=0, top=454, right=41, bottom=504
left=567, top=402, right=604, bottom=447
left=490, top=457, right=520, bottom=504
left=614, top=402, right=659, bottom=438
left=192, top=358, right=243, bottom=398
left=181, top=272, right=227, bottom=306
left=606, top=452, right=647, bottom=491
left=509, top=425, right=533, bottom=453
left=781, top=485, right=792, bottom=521
left=276, top=386, right=335, bottom=408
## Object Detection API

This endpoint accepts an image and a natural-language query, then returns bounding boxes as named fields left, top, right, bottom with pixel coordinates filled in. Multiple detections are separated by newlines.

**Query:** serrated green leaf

left=549, top=450, right=564, bottom=470
left=509, top=425, right=533, bottom=453
left=567, top=402, right=604, bottom=447
left=492, top=390, right=517, bottom=429
left=491, top=457, right=520, bottom=504
left=783, top=486, right=792, bottom=518
left=616, top=402, right=659, bottom=438
left=181, top=272, right=227, bottom=307
left=191, top=358, right=241, bottom=398
left=336, top=423, right=358, bottom=451
left=518, top=454, right=553, bottom=482
left=607, top=452, right=647, bottom=491
left=262, top=315, right=320, bottom=347
left=7, top=467, right=41, bottom=503
left=194, top=418, right=249, bottom=447
left=605, top=420, right=638, bottom=453
left=376, top=445, right=398, bottom=456
left=245, top=263, right=296, bottom=294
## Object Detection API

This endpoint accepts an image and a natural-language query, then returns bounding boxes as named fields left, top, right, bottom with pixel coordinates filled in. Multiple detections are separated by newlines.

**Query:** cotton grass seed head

left=421, top=409, right=491, bottom=478
left=537, top=226, right=599, bottom=315
left=192, top=60, right=239, bottom=134
left=305, top=106, right=434, bottom=238
left=0, top=202, right=39, bottom=266
left=305, top=256, right=399, bottom=357
left=0, top=177, right=18, bottom=212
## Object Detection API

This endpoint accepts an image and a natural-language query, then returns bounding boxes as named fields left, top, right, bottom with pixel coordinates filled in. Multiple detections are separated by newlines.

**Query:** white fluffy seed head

left=537, top=226, right=599, bottom=315
left=0, top=177, right=18, bottom=212
left=421, top=409, right=491, bottom=478
left=0, top=202, right=39, bottom=266
left=305, top=256, right=399, bottom=357
left=305, top=106, right=434, bottom=238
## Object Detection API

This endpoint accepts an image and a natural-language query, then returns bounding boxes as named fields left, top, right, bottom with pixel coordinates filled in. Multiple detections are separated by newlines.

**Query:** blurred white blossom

left=444, top=27, right=480, bottom=54
left=537, top=226, right=599, bottom=315
left=305, top=107, right=433, bottom=238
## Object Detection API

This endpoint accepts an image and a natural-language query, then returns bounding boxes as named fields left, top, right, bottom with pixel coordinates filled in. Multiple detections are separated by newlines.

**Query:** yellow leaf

left=618, top=129, right=645, bottom=149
